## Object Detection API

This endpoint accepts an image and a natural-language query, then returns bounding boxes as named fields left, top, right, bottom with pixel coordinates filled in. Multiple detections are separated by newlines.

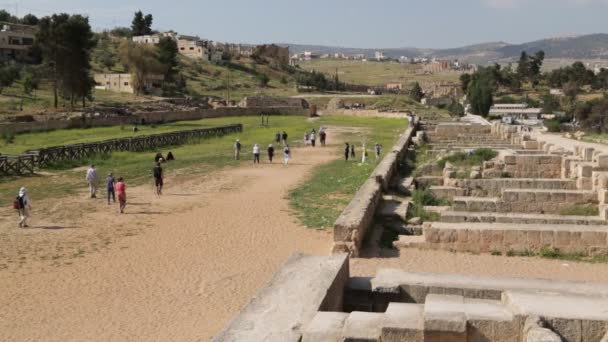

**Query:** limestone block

left=302, top=312, right=349, bottom=342
left=341, top=312, right=383, bottom=342
left=381, top=303, right=424, bottom=342
left=504, top=155, right=517, bottom=165
left=548, top=318, right=581, bottom=342
left=578, top=164, right=593, bottom=178
left=581, top=320, right=608, bottom=342
left=526, top=328, right=562, bottom=342
left=584, top=147, right=595, bottom=161
left=598, top=154, right=608, bottom=169
left=577, top=177, right=592, bottom=190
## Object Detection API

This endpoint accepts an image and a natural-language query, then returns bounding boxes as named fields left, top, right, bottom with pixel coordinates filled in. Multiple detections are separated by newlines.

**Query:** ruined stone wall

left=444, top=178, right=577, bottom=197
left=483, top=155, right=563, bottom=179
left=238, top=96, right=308, bottom=109
left=0, top=107, right=308, bottom=134
left=332, top=118, right=418, bottom=257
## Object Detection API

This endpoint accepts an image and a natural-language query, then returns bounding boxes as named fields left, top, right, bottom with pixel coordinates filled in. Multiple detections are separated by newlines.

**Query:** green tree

left=131, top=11, right=153, bottom=36
left=22, top=69, right=39, bottom=97
left=0, top=63, right=20, bottom=94
left=157, top=37, right=178, bottom=80
left=119, top=41, right=166, bottom=95
left=257, top=73, right=270, bottom=87
left=21, top=13, right=39, bottom=25
left=448, top=100, right=465, bottom=117
left=409, top=82, right=424, bottom=103
left=459, top=73, right=471, bottom=93
left=37, top=14, right=97, bottom=108
left=516, top=51, right=529, bottom=81
left=0, top=10, right=18, bottom=23
left=110, top=26, right=133, bottom=38
left=467, top=73, right=494, bottom=117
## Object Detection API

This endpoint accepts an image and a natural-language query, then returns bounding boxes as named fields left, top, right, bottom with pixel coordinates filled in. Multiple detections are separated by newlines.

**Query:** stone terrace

left=396, top=120, right=608, bottom=257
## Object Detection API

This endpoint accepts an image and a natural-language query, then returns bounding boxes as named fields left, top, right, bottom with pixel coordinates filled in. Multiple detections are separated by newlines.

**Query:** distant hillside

left=283, top=34, right=608, bottom=65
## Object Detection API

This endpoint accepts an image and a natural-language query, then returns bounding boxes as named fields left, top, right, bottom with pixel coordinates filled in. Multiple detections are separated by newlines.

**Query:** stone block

left=381, top=303, right=424, bottom=342
left=540, top=231, right=555, bottom=246
left=342, top=312, right=383, bottom=342
left=302, top=312, right=349, bottom=342
left=547, top=318, right=582, bottom=342
left=555, top=231, right=572, bottom=247
left=581, top=320, right=608, bottom=342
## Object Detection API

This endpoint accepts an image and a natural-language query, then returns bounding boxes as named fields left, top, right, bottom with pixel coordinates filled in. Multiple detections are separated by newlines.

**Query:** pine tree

left=409, top=82, right=424, bottom=102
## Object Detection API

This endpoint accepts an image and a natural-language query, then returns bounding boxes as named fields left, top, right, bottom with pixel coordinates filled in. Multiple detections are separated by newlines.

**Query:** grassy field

left=288, top=116, right=405, bottom=228
left=0, top=115, right=406, bottom=230
left=298, top=59, right=462, bottom=86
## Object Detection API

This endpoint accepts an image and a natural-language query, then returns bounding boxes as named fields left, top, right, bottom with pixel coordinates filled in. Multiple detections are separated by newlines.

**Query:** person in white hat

left=16, top=187, right=32, bottom=228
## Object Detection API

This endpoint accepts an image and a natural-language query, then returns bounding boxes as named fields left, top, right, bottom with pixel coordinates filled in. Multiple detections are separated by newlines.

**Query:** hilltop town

left=2, top=5, right=608, bottom=342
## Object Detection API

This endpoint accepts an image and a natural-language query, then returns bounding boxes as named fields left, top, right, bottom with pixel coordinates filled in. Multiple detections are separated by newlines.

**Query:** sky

left=3, top=0, right=608, bottom=48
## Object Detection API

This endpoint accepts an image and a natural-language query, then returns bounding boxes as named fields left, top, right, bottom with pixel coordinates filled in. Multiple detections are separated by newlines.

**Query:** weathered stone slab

left=341, top=312, right=384, bottom=342
left=302, top=312, right=349, bottom=342
left=212, top=253, right=349, bottom=342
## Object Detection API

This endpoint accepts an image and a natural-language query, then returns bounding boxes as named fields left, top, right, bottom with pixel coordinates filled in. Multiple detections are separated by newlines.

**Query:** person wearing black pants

left=253, top=144, right=261, bottom=164
left=344, top=143, right=350, bottom=161
left=267, top=144, right=275, bottom=163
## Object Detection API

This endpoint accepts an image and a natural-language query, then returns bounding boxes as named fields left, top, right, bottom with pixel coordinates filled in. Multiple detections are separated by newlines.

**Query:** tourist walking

left=15, top=187, right=31, bottom=228
left=153, top=162, right=163, bottom=196
left=268, top=144, right=275, bottom=163
left=283, top=145, right=291, bottom=165
left=375, top=143, right=382, bottom=160
left=304, top=131, right=309, bottom=146
left=282, top=131, right=288, bottom=146
left=344, top=143, right=350, bottom=161
left=320, top=129, right=327, bottom=146
left=275, top=131, right=281, bottom=144
left=106, top=172, right=116, bottom=205
left=85, top=165, right=99, bottom=198
left=116, top=177, right=127, bottom=214
left=234, top=139, right=242, bottom=160
left=350, top=144, right=356, bottom=159
left=361, top=144, right=368, bottom=163
left=253, top=144, right=261, bottom=164
left=310, top=130, right=316, bottom=147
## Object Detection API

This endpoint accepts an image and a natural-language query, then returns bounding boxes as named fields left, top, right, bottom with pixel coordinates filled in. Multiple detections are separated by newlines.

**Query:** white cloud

left=481, top=0, right=608, bottom=8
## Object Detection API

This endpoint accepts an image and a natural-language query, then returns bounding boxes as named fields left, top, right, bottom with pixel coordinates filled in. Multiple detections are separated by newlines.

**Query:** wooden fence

left=0, top=124, right=242, bottom=176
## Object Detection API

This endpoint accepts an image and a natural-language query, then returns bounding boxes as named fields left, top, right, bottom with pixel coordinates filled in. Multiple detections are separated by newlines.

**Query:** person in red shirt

left=116, top=177, right=127, bottom=214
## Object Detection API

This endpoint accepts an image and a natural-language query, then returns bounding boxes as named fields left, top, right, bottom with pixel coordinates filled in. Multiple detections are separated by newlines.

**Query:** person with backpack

left=153, top=162, right=163, bottom=196
left=253, top=144, right=261, bottom=164
left=85, top=165, right=99, bottom=199
left=282, top=131, right=288, bottom=146
left=267, top=144, right=275, bottom=163
left=283, top=145, right=291, bottom=166
left=14, top=187, right=31, bottom=228
left=106, top=172, right=116, bottom=205
left=234, top=139, right=242, bottom=160
left=116, top=177, right=127, bottom=214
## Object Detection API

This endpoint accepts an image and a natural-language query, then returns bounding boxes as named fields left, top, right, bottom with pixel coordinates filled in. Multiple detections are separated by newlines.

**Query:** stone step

left=341, top=312, right=384, bottom=342
left=430, top=186, right=467, bottom=200
left=392, top=177, right=414, bottom=196
left=421, top=222, right=608, bottom=255
left=440, top=211, right=607, bottom=225
left=381, top=303, right=424, bottom=342
left=303, top=312, right=350, bottom=342
left=393, top=235, right=426, bottom=249
left=379, top=199, right=411, bottom=219
left=453, top=192, right=599, bottom=215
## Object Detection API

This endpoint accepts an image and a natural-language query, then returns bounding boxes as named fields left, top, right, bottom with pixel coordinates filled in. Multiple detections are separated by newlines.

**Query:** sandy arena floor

left=3, top=128, right=608, bottom=341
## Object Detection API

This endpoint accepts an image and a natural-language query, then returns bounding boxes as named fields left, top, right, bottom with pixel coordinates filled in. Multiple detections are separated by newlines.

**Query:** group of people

left=85, top=165, right=129, bottom=214
left=344, top=142, right=382, bottom=163
left=236, top=140, right=291, bottom=165
left=303, top=128, right=327, bottom=147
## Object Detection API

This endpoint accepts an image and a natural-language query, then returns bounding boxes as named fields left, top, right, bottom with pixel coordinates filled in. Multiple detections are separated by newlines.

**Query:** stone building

left=94, top=73, right=164, bottom=96
left=0, top=22, right=36, bottom=61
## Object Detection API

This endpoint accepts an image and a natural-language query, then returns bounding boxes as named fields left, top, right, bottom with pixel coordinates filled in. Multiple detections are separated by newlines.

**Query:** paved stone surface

left=302, top=312, right=349, bottom=342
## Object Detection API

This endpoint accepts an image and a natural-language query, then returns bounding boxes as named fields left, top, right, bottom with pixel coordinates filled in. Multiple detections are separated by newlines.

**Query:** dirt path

left=0, top=138, right=338, bottom=341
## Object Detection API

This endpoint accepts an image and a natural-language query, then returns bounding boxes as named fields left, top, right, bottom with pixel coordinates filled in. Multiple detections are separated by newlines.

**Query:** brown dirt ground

left=3, top=127, right=608, bottom=341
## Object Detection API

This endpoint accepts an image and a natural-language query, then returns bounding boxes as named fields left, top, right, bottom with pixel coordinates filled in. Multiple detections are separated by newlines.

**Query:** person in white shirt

left=253, top=144, right=261, bottom=164
left=85, top=165, right=99, bottom=198
left=283, top=145, right=291, bottom=166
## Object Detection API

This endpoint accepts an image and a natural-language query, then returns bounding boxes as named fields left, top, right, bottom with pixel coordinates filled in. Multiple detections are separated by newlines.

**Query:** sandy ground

left=0, top=138, right=336, bottom=341
left=4, top=125, right=608, bottom=341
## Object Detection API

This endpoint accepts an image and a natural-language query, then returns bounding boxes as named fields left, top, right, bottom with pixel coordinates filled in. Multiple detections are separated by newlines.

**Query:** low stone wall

left=453, top=189, right=598, bottom=214
left=434, top=123, right=491, bottom=136
left=0, top=107, right=308, bottom=134
left=332, top=118, right=418, bottom=257
left=484, top=155, right=563, bottom=179
left=444, top=178, right=577, bottom=197
left=212, top=253, right=349, bottom=342
left=423, top=222, right=608, bottom=256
